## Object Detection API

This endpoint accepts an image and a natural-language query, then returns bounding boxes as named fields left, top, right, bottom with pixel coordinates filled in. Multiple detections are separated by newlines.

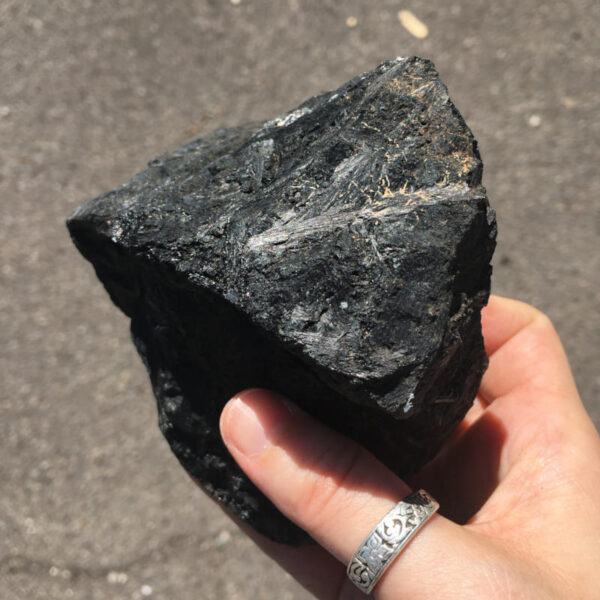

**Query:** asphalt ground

left=1, top=1, right=599, bottom=598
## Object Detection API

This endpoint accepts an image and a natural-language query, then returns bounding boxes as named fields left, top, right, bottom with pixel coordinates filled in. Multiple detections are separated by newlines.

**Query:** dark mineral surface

left=67, top=57, right=496, bottom=545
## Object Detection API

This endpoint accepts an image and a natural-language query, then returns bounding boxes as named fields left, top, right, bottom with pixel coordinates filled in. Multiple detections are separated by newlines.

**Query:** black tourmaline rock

left=68, top=57, right=496, bottom=545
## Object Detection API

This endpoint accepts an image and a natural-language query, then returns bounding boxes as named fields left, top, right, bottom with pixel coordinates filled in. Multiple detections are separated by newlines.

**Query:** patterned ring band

left=346, top=489, right=439, bottom=594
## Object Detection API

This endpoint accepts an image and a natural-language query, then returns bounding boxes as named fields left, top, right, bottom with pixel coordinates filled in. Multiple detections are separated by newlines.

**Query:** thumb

left=219, top=388, right=487, bottom=599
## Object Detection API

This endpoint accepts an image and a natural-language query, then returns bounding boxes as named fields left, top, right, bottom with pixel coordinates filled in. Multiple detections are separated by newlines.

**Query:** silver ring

left=346, top=489, right=439, bottom=594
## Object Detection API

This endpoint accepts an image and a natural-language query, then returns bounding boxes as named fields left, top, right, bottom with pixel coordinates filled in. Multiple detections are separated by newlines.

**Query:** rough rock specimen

left=67, top=57, right=496, bottom=545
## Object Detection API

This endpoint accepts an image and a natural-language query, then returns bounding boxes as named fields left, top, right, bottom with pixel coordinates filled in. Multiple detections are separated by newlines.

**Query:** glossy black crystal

left=68, top=57, right=496, bottom=545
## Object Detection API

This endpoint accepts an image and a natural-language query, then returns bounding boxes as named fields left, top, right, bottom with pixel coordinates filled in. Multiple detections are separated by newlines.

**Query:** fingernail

left=225, top=397, right=268, bottom=457
left=222, top=391, right=296, bottom=458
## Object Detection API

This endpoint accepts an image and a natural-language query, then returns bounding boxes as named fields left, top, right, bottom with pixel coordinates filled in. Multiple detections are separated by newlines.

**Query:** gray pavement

left=1, top=1, right=598, bottom=598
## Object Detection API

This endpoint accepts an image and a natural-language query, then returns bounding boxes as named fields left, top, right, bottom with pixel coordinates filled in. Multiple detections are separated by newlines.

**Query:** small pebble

left=141, top=584, right=153, bottom=596
left=346, top=16, right=358, bottom=28
left=397, top=10, right=429, bottom=39
left=528, top=114, right=542, bottom=128
left=107, top=571, right=128, bottom=584
left=215, top=529, right=232, bottom=547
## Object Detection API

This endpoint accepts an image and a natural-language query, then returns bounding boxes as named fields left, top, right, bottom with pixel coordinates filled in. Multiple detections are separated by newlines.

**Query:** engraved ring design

left=346, top=489, right=439, bottom=594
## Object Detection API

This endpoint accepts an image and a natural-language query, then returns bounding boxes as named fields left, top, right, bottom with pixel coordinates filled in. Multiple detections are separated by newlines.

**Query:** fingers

left=480, top=295, right=580, bottom=407
left=480, top=295, right=544, bottom=358
left=475, top=295, right=595, bottom=493
left=220, top=389, right=475, bottom=599
left=414, top=297, right=582, bottom=516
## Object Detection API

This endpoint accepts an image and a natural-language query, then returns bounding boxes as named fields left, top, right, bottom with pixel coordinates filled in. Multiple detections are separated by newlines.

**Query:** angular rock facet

left=68, top=57, right=496, bottom=545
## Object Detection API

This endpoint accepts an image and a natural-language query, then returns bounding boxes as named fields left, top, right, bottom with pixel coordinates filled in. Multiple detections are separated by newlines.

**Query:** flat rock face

left=68, top=57, right=496, bottom=545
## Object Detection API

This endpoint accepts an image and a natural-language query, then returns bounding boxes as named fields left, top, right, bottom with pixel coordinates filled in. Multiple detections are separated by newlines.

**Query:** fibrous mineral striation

left=68, top=57, right=496, bottom=545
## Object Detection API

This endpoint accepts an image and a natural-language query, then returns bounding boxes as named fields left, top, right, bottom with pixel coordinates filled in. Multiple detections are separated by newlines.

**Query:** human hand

left=217, top=296, right=600, bottom=599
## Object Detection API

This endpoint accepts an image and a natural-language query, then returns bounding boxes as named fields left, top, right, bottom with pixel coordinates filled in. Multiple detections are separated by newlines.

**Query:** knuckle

left=531, top=308, right=554, bottom=331
left=519, top=303, right=557, bottom=343
left=517, top=299, right=552, bottom=329
left=529, top=312, right=560, bottom=350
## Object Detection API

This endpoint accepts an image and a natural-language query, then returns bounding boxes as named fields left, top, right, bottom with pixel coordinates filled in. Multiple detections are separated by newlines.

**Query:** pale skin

left=213, top=296, right=600, bottom=599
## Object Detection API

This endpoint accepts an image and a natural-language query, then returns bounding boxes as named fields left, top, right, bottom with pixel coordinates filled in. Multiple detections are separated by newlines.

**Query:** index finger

left=479, top=295, right=579, bottom=405
left=481, top=295, right=546, bottom=357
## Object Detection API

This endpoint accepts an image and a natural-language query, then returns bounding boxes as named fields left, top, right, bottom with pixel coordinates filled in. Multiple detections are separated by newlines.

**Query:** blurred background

left=1, top=1, right=598, bottom=598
